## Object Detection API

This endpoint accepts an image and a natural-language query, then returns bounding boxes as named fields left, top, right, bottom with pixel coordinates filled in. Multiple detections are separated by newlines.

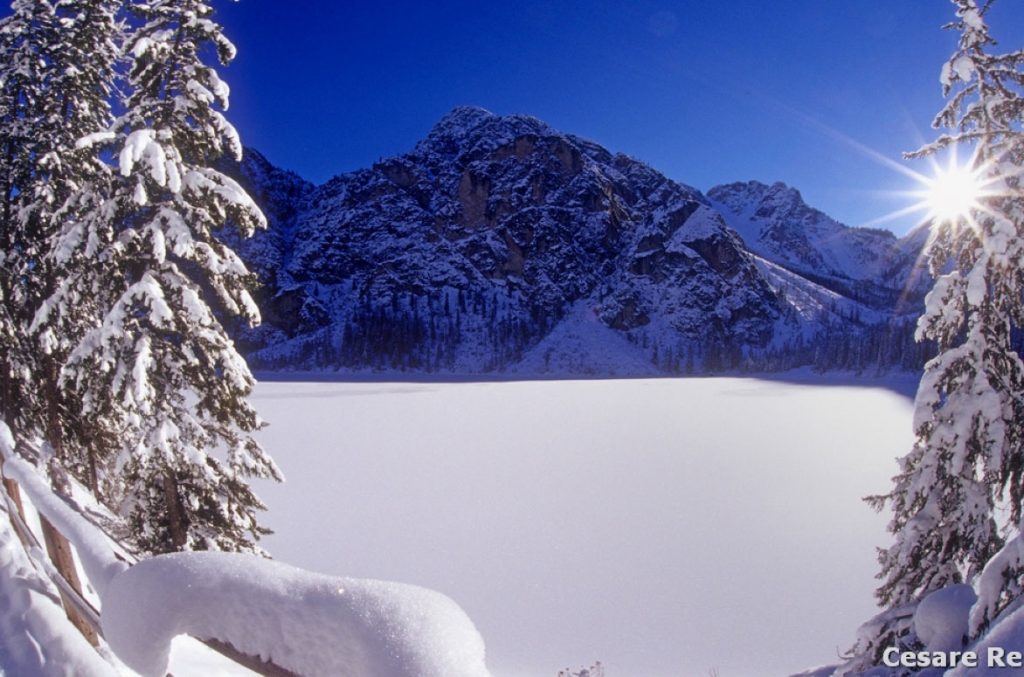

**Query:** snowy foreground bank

left=250, top=376, right=917, bottom=676
left=21, top=374, right=1019, bottom=676
left=0, top=422, right=490, bottom=677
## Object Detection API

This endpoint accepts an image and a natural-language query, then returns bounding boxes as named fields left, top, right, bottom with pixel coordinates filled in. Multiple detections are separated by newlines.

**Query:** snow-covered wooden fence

left=0, top=467, right=103, bottom=638
left=0, top=435, right=299, bottom=676
left=0, top=422, right=491, bottom=677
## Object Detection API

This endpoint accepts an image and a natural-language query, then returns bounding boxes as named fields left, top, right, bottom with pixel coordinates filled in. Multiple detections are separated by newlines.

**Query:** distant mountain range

left=219, top=106, right=934, bottom=376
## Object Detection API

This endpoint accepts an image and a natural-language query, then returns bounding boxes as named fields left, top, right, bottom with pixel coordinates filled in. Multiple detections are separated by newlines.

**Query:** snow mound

left=511, top=302, right=659, bottom=376
left=949, top=603, right=1024, bottom=676
left=914, top=584, right=975, bottom=651
left=101, top=551, right=491, bottom=677
left=672, top=204, right=726, bottom=243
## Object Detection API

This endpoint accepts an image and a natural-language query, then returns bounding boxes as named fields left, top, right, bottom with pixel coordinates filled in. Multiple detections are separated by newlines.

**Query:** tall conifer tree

left=852, top=0, right=1024, bottom=663
left=55, top=0, right=281, bottom=553
left=0, top=0, right=57, bottom=441
left=18, top=0, right=121, bottom=490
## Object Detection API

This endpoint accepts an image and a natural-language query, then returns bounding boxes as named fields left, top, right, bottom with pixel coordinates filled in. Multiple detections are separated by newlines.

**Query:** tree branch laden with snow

left=853, top=0, right=1024, bottom=668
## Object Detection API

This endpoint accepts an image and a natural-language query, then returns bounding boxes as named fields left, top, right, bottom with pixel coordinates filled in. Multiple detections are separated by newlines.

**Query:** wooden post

left=0, top=455, right=28, bottom=547
left=39, top=515, right=99, bottom=646
left=2, top=450, right=96, bottom=643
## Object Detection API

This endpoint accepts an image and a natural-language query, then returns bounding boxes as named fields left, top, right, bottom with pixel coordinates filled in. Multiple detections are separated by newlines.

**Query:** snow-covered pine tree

left=10, top=0, right=122, bottom=493
left=59, top=0, right=282, bottom=553
left=0, top=0, right=57, bottom=440
left=860, top=0, right=1024, bottom=657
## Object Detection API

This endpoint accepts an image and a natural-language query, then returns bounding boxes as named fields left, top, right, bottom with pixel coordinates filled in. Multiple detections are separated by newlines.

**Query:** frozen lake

left=251, top=376, right=915, bottom=676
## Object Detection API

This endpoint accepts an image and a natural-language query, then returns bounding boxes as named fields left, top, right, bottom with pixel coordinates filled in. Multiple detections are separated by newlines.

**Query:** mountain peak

left=431, top=105, right=496, bottom=133
left=416, top=106, right=497, bottom=156
left=418, top=106, right=564, bottom=160
left=710, top=180, right=804, bottom=211
left=226, top=110, right=930, bottom=377
left=762, top=180, right=806, bottom=206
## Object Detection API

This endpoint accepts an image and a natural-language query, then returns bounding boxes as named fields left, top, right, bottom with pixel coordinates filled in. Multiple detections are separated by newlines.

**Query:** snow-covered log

left=101, top=551, right=491, bottom=677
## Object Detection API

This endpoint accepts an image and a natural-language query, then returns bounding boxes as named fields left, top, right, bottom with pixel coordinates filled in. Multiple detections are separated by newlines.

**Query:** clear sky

left=213, top=0, right=1024, bottom=235
left=10, top=1, right=1024, bottom=234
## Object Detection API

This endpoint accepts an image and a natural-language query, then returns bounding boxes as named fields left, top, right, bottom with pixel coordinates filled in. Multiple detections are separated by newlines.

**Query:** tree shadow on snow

left=254, top=367, right=920, bottom=400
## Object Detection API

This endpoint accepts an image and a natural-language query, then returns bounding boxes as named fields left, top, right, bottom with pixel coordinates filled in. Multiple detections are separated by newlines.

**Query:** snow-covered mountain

left=708, top=180, right=929, bottom=313
left=222, top=107, right=932, bottom=375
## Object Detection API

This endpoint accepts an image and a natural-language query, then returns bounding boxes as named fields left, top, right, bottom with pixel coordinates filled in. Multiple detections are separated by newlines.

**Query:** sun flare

left=924, top=162, right=984, bottom=224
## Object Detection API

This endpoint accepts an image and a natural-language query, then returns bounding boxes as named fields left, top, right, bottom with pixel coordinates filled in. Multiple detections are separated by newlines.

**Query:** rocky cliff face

left=224, top=107, right=931, bottom=375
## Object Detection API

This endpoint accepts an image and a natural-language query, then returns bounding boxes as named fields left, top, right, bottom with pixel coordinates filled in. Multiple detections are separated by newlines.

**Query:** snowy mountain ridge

left=223, top=107, right=932, bottom=376
left=708, top=180, right=928, bottom=312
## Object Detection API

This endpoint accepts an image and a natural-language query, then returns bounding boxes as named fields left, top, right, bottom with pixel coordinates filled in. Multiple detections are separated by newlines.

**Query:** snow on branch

left=970, top=528, right=1024, bottom=635
left=101, top=551, right=492, bottom=677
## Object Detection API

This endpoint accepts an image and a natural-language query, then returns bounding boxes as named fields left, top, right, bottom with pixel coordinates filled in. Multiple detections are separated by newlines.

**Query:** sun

left=922, top=159, right=986, bottom=224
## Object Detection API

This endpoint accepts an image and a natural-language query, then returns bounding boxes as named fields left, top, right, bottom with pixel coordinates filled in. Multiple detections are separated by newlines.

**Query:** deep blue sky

left=214, top=0, right=1023, bottom=235
left=11, top=1, right=1024, bottom=234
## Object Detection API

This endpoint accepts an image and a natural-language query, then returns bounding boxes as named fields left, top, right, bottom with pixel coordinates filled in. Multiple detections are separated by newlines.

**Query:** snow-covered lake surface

left=251, top=376, right=915, bottom=677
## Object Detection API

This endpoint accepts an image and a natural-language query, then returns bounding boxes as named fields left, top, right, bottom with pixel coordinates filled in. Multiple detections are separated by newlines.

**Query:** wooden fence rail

left=0, top=451, right=298, bottom=677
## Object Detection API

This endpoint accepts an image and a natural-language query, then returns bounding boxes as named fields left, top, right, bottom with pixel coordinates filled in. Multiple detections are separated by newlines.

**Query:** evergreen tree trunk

left=44, top=359, right=61, bottom=460
left=162, top=471, right=188, bottom=551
